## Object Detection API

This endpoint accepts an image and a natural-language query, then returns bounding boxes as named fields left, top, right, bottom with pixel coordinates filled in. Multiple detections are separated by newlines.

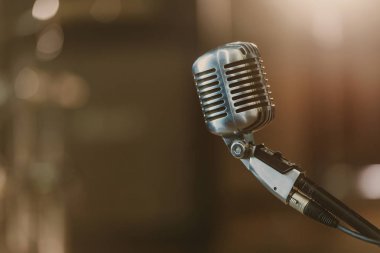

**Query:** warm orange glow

left=311, top=3, right=343, bottom=49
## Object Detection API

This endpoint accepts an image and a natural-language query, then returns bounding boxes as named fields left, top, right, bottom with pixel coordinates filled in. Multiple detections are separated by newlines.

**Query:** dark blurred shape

left=1, top=1, right=204, bottom=253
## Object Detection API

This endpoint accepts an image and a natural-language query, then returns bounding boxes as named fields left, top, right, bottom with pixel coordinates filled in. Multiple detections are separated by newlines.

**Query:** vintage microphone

left=192, top=41, right=380, bottom=245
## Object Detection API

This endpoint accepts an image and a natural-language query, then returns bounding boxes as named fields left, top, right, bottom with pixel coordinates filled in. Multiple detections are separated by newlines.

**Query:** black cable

left=295, top=174, right=380, bottom=240
left=337, top=225, right=380, bottom=246
left=301, top=194, right=339, bottom=228
left=291, top=192, right=380, bottom=246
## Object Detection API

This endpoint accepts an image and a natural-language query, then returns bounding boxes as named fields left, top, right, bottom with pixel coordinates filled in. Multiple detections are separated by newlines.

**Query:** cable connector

left=289, top=192, right=338, bottom=228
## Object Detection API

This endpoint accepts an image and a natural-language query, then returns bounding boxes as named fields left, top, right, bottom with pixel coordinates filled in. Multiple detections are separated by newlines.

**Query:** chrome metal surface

left=230, top=140, right=250, bottom=159
left=248, top=156, right=301, bottom=203
left=289, top=192, right=310, bottom=213
left=192, top=42, right=275, bottom=137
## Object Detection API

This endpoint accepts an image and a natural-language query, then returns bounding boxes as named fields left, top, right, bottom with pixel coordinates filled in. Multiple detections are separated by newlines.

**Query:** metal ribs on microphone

left=226, top=58, right=268, bottom=112
left=192, top=42, right=275, bottom=136
left=194, top=68, right=227, bottom=122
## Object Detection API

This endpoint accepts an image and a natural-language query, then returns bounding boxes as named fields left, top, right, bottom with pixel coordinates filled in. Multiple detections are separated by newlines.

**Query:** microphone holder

left=223, top=134, right=301, bottom=204
left=222, top=133, right=380, bottom=240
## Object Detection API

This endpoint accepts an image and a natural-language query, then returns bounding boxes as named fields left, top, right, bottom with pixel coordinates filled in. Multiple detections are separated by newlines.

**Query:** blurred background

left=0, top=0, right=379, bottom=252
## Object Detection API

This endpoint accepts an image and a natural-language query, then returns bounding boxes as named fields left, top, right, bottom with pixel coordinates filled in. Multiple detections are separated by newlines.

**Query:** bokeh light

left=311, top=3, right=343, bottom=49
left=14, top=67, right=40, bottom=100
left=357, top=164, right=380, bottom=199
left=90, top=0, right=122, bottom=23
left=36, top=24, right=64, bottom=61
left=52, top=72, right=89, bottom=109
left=32, top=0, right=60, bottom=21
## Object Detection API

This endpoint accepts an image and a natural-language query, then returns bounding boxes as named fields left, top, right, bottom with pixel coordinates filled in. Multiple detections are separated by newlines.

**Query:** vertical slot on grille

left=194, top=68, right=227, bottom=122
left=224, top=57, right=272, bottom=113
left=241, top=43, right=252, bottom=54
left=239, top=47, right=246, bottom=55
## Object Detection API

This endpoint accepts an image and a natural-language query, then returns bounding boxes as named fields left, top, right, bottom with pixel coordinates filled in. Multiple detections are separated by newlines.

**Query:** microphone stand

left=222, top=134, right=380, bottom=243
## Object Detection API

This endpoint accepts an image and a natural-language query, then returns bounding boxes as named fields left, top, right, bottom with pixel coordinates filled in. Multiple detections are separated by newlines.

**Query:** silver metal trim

left=240, top=156, right=301, bottom=203
left=289, top=192, right=310, bottom=213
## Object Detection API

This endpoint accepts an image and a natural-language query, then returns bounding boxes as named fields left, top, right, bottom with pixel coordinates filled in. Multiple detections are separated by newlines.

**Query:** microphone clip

left=223, top=134, right=302, bottom=203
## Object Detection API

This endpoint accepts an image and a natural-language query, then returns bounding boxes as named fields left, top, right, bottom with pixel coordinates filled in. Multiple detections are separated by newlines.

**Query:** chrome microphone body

left=192, top=42, right=274, bottom=137
left=192, top=42, right=301, bottom=204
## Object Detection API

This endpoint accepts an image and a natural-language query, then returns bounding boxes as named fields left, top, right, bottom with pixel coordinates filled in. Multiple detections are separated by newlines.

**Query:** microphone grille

left=194, top=67, right=228, bottom=122
left=225, top=57, right=271, bottom=113
left=192, top=42, right=275, bottom=136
